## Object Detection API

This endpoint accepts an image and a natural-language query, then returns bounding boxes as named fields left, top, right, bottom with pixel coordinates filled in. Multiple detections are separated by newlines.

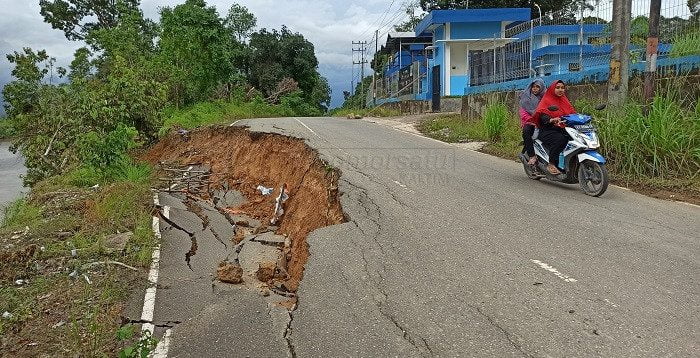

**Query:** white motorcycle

left=519, top=105, right=609, bottom=197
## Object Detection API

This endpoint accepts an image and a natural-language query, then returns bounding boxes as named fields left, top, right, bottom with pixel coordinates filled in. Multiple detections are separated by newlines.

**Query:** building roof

left=415, top=8, right=531, bottom=36
left=387, top=31, right=416, bottom=39
left=512, top=24, right=606, bottom=39
left=379, top=32, right=432, bottom=56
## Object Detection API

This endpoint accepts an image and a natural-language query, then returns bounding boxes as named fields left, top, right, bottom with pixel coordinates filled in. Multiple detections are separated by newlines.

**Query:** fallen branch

left=81, top=260, right=140, bottom=272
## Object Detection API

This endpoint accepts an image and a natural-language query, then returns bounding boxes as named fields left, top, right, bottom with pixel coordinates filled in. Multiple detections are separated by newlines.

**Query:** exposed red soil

left=144, top=126, right=346, bottom=291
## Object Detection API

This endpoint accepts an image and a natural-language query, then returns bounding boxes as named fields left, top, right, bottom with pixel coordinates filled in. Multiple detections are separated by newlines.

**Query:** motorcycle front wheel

left=578, top=161, right=609, bottom=197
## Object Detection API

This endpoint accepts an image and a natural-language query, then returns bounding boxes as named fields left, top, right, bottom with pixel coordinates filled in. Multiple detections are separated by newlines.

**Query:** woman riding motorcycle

left=533, top=80, right=576, bottom=175
left=519, top=79, right=545, bottom=165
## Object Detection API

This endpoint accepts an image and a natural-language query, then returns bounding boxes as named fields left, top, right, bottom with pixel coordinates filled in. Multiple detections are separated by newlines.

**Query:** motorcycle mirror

left=595, top=104, right=607, bottom=110
left=548, top=105, right=559, bottom=111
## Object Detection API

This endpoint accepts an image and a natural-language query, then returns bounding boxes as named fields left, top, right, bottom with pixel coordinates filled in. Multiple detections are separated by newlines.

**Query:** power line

left=357, top=0, right=399, bottom=40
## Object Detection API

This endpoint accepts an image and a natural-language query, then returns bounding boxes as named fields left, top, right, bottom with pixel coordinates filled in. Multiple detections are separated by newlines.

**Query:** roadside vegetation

left=418, top=90, right=700, bottom=203
left=0, top=0, right=331, bottom=355
left=330, top=106, right=402, bottom=118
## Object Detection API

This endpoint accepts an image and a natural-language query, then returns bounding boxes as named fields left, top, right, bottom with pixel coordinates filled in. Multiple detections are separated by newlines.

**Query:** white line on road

left=531, top=259, right=578, bottom=283
left=151, top=328, right=173, bottom=358
left=142, top=191, right=172, bottom=356
left=295, top=118, right=321, bottom=139
left=393, top=180, right=407, bottom=188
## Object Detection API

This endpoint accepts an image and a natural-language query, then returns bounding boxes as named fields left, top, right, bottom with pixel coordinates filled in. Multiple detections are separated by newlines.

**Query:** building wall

left=434, top=25, right=446, bottom=97
left=450, top=42, right=469, bottom=95
left=450, top=22, right=503, bottom=39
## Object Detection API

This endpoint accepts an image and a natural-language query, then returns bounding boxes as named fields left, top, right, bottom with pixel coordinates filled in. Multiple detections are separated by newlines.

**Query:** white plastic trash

left=257, top=185, right=274, bottom=196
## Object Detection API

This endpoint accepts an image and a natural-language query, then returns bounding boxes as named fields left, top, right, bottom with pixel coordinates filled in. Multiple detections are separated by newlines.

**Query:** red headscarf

left=533, top=80, right=576, bottom=125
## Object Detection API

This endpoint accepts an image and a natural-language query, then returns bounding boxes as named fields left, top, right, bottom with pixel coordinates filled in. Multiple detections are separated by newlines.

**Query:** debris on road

left=257, top=185, right=274, bottom=195
left=270, top=184, right=289, bottom=225
left=217, top=261, right=243, bottom=284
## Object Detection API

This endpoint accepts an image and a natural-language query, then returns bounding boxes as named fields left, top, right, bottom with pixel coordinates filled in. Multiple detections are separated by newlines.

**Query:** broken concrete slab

left=231, top=214, right=261, bottom=228
left=252, top=232, right=286, bottom=246
left=239, top=240, right=280, bottom=276
left=212, top=189, right=245, bottom=209
left=167, top=289, right=288, bottom=358
left=158, top=192, right=188, bottom=210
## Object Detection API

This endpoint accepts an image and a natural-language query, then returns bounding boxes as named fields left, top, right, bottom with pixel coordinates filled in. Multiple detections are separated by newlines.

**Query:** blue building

left=414, top=8, right=531, bottom=97
left=370, top=7, right=698, bottom=106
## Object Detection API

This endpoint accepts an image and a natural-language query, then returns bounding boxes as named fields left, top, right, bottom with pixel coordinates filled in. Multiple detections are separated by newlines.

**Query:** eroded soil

left=144, top=126, right=346, bottom=292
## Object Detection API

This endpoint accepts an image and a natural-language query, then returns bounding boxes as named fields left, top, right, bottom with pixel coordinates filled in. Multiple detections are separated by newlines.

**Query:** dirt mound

left=145, top=126, right=345, bottom=291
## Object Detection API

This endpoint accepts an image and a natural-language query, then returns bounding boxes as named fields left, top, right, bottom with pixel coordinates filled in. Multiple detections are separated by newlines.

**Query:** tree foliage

left=225, top=4, right=257, bottom=42
left=394, top=1, right=425, bottom=32
left=39, top=0, right=142, bottom=40
left=4, top=0, right=331, bottom=184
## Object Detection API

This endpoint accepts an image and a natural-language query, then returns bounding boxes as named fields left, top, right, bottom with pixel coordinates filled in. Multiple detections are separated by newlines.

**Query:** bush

left=483, top=103, right=510, bottom=142
left=596, top=96, right=700, bottom=180
left=0, top=118, right=16, bottom=139
left=77, top=124, right=138, bottom=169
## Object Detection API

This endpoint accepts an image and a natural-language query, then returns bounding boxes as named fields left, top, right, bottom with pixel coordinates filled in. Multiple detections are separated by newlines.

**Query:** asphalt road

left=154, top=117, right=699, bottom=357
left=0, top=141, right=26, bottom=222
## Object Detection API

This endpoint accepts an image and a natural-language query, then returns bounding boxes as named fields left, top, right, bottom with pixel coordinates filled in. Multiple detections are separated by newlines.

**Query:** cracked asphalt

left=153, top=117, right=699, bottom=357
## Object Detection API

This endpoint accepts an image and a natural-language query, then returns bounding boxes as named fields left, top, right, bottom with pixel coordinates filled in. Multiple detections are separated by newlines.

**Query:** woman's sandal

left=547, top=165, right=562, bottom=175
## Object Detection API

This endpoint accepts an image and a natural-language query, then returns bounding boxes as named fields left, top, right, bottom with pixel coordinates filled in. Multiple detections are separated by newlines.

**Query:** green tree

left=225, top=3, right=257, bottom=42
left=248, top=26, right=325, bottom=108
left=394, top=1, right=426, bottom=32
left=158, top=0, right=236, bottom=105
left=39, top=0, right=142, bottom=40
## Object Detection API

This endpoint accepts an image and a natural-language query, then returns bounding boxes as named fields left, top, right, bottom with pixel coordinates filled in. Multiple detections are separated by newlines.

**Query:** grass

left=483, top=103, right=510, bottom=141
left=595, top=96, right=700, bottom=181
left=2, top=199, right=42, bottom=230
left=417, top=111, right=522, bottom=158
left=159, top=97, right=325, bottom=136
left=0, top=166, right=156, bottom=355
left=670, top=28, right=700, bottom=58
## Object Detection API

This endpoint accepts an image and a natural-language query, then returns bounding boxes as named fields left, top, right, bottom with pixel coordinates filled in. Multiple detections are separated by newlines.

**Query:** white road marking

left=295, top=118, right=351, bottom=156
left=142, top=191, right=173, bottom=356
left=530, top=259, right=578, bottom=283
left=151, top=328, right=172, bottom=358
left=142, top=203, right=168, bottom=333
left=393, top=180, right=407, bottom=188
left=295, top=118, right=321, bottom=139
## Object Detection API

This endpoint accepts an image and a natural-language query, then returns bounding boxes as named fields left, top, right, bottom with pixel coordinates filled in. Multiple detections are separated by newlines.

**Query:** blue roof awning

left=415, top=8, right=531, bottom=36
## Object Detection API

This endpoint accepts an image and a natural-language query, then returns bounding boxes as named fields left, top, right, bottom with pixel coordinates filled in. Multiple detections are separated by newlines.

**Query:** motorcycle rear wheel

left=578, top=161, right=608, bottom=196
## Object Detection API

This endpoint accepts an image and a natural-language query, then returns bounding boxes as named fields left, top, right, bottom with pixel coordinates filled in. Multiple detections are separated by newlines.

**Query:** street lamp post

left=534, top=3, right=542, bottom=25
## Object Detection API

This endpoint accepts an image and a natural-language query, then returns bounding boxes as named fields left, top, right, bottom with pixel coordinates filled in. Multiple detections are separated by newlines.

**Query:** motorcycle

left=519, top=105, right=609, bottom=197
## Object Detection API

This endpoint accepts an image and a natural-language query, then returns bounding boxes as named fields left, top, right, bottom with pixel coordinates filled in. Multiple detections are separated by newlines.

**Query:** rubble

left=256, top=261, right=277, bottom=282
left=216, top=261, right=243, bottom=284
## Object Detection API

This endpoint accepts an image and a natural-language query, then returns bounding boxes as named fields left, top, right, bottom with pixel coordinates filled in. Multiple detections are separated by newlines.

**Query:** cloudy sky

left=0, top=0, right=413, bottom=113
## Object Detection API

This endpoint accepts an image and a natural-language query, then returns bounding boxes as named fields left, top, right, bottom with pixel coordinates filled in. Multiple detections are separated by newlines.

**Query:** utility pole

left=373, top=30, right=378, bottom=107
left=352, top=40, right=368, bottom=108
left=644, top=0, right=662, bottom=110
left=608, top=0, right=632, bottom=106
